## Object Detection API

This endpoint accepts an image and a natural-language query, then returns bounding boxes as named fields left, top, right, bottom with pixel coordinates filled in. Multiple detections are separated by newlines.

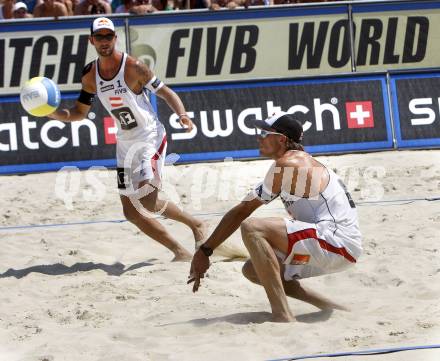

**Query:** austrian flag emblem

left=109, top=96, right=123, bottom=108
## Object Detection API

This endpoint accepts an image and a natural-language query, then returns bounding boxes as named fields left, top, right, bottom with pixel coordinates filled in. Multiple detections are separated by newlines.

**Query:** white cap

left=13, top=2, right=27, bottom=11
left=91, top=17, right=115, bottom=35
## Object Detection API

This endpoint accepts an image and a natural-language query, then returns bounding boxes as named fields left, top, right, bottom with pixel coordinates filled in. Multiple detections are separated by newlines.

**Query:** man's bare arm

left=203, top=198, right=263, bottom=250
left=49, top=65, right=96, bottom=122
left=132, top=60, right=194, bottom=131
left=49, top=100, right=91, bottom=122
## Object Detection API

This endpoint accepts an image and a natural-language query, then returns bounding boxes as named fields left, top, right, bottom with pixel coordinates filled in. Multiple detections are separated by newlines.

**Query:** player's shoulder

left=125, top=55, right=152, bottom=83
left=81, top=61, right=97, bottom=92
left=82, top=60, right=95, bottom=77
left=126, top=55, right=150, bottom=72
left=276, top=150, right=309, bottom=168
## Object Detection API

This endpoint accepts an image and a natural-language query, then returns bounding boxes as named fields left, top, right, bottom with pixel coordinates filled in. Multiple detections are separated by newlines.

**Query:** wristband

left=200, top=244, right=213, bottom=257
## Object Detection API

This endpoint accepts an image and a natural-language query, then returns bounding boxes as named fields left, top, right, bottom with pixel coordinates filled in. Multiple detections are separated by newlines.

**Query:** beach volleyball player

left=189, top=112, right=362, bottom=322
left=48, top=17, right=205, bottom=261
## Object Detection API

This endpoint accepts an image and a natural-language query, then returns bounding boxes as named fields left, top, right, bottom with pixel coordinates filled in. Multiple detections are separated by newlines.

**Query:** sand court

left=0, top=149, right=439, bottom=361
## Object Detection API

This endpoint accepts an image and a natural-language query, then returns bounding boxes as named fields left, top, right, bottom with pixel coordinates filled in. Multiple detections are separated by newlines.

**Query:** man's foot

left=192, top=221, right=209, bottom=249
left=271, top=312, right=295, bottom=323
left=171, top=249, right=192, bottom=262
left=170, top=245, right=192, bottom=262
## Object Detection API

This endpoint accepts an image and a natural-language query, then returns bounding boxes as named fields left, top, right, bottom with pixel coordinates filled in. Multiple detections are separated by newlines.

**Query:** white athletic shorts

left=116, top=132, right=167, bottom=196
left=275, top=218, right=360, bottom=281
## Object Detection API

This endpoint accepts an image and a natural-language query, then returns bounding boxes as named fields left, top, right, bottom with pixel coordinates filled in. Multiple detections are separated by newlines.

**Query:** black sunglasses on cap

left=93, top=33, right=115, bottom=41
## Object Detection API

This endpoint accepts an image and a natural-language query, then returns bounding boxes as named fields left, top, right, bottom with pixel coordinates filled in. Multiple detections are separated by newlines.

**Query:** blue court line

left=0, top=219, right=128, bottom=231
left=358, top=196, right=440, bottom=204
left=267, top=344, right=440, bottom=361
left=0, top=196, right=438, bottom=232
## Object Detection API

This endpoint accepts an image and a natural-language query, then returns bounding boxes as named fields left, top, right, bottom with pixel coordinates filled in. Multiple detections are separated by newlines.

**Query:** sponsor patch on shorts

left=291, top=254, right=310, bottom=265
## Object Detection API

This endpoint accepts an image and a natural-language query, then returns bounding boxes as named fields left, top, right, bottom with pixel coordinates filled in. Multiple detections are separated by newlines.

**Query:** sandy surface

left=0, top=149, right=439, bottom=361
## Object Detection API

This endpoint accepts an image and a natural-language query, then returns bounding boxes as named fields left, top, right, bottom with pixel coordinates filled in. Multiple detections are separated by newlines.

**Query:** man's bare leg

left=242, top=260, right=348, bottom=311
left=138, top=181, right=208, bottom=247
left=282, top=277, right=348, bottom=311
left=121, top=195, right=192, bottom=262
left=240, top=219, right=294, bottom=322
left=154, top=198, right=208, bottom=247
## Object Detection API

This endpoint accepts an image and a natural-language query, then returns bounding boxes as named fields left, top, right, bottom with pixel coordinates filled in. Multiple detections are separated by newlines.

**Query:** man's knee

left=241, top=218, right=264, bottom=247
left=137, top=183, right=159, bottom=213
left=123, top=203, right=140, bottom=224
left=242, top=260, right=259, bottom=284
left=240, top=218, right=259, bottom=236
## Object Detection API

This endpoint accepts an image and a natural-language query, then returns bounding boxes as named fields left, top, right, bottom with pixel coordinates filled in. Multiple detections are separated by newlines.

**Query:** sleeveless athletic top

left=95, top=52, right=164, bottom=141
left=252, top=167, right=362, bottom=251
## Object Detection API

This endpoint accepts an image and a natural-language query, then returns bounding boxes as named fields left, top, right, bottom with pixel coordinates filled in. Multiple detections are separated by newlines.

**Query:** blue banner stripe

left=0, top=159, right=116, bottom=175
left=172, top=75, right=386, bottom=93
left=0, top=18, right=126, bottom=33
left=353, top=1, right=440, bottom=13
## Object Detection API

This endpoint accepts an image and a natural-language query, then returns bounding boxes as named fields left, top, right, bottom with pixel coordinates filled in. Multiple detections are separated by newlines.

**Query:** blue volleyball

left=20, top=77, right=61, bottom=117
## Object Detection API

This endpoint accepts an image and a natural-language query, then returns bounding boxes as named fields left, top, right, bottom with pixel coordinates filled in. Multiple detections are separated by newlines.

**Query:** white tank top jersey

left=252, top=167, right=362, bottom=256
left=95, top=53, right=164, bottom=141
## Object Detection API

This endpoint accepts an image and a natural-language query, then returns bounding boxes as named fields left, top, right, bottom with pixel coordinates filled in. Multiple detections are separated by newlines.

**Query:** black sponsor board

left=391, top=73, right=440, bottom=148
left=157, top=76, right=393, bottom=161
left=0, top=95, right=115, bottom=173
left=1, top=76, right=393, bottom=174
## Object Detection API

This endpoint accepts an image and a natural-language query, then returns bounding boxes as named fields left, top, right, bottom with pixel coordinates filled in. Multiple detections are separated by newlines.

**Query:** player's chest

left=97, top=78, right=130, bottom=96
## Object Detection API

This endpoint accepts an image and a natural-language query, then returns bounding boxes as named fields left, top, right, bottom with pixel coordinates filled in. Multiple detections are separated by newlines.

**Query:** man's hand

left=188, top=249, right=210, bottom=292
left=179, top=114, right=194, bottom=132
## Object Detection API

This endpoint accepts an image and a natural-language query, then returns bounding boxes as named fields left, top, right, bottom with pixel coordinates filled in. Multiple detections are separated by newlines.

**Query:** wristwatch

left=200, top=244, right=213, bottom=257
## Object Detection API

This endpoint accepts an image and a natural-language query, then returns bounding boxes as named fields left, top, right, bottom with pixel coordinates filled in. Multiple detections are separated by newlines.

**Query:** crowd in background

left=0, top=0, right=350, bottom=19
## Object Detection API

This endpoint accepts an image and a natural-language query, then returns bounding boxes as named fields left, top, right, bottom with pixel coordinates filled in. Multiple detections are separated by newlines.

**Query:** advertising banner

left=156, top=75, right=393, bottom=162
left=129, top=7, right=351, bottom=85
left=0, top=18, right=127, bottom=95
left=352, top=1, right=440, bottom=72
left=391, top=72, right=440, bottom=148
left=1, top=75, right=393, bottom=173
left=0, top=95, right=116, bottom=174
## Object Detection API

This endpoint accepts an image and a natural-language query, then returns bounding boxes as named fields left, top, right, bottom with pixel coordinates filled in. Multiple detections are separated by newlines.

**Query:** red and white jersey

left=252, top=166, right=362, bottom=258
left=95, top=53, right=164, bottom=141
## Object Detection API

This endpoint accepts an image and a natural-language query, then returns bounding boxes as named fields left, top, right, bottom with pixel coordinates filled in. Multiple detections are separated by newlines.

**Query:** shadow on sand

left=0, top=260, right=156, bottom=279
left=160, top=308, right=333, bottom=326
